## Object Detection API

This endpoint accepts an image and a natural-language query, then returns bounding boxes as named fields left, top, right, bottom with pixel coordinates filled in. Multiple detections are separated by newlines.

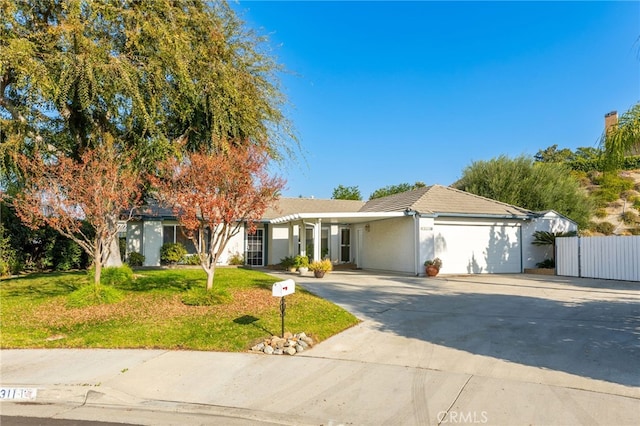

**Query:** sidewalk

left=2, top=272, right=639, bottom=425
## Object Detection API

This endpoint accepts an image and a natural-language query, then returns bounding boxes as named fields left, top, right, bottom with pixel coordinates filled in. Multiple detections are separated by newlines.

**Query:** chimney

left=604, top=110, right=618, bottom=134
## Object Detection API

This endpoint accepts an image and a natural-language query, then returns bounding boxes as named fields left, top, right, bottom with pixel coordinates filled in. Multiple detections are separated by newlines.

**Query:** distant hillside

left=582, top=169, right=640, bottom=235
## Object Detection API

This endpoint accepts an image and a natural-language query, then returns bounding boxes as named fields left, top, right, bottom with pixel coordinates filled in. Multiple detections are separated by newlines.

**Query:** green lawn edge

left=0, top=268, right=360, bottom=351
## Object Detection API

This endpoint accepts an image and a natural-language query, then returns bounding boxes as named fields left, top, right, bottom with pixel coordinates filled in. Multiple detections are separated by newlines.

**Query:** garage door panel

left=435, top=225, right=521, bottom=274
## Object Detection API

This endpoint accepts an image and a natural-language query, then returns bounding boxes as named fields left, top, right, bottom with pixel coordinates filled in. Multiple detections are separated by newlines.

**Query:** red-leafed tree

left=154, top=144, right=285, bottom=290
left=10, top=144, right=141, bottom=285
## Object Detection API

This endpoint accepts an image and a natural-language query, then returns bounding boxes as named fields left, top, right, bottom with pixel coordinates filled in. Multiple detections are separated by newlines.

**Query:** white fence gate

left=556, top=236, right=640, bottom=282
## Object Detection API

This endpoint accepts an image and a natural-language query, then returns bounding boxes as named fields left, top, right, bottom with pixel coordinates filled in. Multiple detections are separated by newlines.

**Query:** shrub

left=536, top=258, right=555, bottom=268
left=594, top=208, right=608, bottom=219
left=280, top=256, right=296, bottom=270
left=66, top=284, right=124, bottom=308
left=629, top=227, right=640, bottom=236
left=0, top=225, right=19, bottom=277
left=591, top=221, right=615, bottom=235
left=621, top=210, right=639, bottom=224
left=228, top=252, right=244, bottom=266
left=309, top=259, right=333, bottom=272
left=52, top=239, right=84, bottom=271
left=593, top=173, right=635, bottom=193
left=160, top=243, right=187, bottom=265
left=182, top=254, right=201, bottom=265
left=294, top=255, right=309, bottom=268
left=127, top=251, right=145, bottom=267
left=593, top=188, right=621, bottom=205
left=88, top=265, right=134, bottom=286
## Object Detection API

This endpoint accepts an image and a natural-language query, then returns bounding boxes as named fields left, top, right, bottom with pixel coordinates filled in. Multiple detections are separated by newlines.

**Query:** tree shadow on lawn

left=119, top=272, right=202, bottom=292
left=0, top=271, right=85, bottom=297
left=302, top=279, right=640, bottom=388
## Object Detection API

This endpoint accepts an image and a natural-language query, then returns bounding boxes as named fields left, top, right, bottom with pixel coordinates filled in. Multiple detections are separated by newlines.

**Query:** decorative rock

left=285, top=346, right=297, bottom=356
left=251, top=332, right=313, bottom=355
left=283, top=332, right=293, bottom=339
left=251, top=342, right=265, bottom=352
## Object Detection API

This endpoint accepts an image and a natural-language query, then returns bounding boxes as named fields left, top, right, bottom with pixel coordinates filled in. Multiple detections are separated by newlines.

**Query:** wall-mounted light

left=364, top=224, right=370, bottom=232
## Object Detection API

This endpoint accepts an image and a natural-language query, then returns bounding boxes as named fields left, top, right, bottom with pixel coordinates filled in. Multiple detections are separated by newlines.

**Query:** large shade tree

left=153, top=144, right=285, bottom=291
left=453, top=155, right=593, bottom=228
left=1, top=1, right=293, bottom=277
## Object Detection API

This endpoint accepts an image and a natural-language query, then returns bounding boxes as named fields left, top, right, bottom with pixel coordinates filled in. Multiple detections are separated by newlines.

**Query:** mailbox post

left=272, top=279, right=295, bottom=338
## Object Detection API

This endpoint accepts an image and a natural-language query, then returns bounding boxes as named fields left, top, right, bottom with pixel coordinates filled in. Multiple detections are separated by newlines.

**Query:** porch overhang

left=268, top=211, right=407, bottom=225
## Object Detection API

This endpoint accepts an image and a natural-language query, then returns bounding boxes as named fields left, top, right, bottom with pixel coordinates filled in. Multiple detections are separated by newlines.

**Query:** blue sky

left=233, top=1, right=640, bottom=200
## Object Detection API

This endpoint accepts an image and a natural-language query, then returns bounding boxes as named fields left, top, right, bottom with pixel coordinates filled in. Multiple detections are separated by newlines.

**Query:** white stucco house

left=123, top=185, right=577, bottom=275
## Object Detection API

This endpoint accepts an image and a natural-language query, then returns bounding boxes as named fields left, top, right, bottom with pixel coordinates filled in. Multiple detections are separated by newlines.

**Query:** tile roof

left=134, top=186, right=531, bottom=222
left=359, top=185, right=531, bottom=217
left=262, top=197, right=366, bottom=220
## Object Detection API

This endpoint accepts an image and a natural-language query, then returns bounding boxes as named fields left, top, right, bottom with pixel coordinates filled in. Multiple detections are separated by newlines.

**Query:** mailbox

left=272, top=279, right=295, bottom=297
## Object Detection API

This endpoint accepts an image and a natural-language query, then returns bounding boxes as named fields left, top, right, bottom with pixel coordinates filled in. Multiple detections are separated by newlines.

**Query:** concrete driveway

left=1, top=271, right=639, bottom=425
left=293, top=271, right=640, bottom=423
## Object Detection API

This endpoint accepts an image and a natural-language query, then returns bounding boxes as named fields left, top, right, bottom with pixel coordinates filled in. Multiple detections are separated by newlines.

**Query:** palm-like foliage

left=602, top=103, right=640, bottom=169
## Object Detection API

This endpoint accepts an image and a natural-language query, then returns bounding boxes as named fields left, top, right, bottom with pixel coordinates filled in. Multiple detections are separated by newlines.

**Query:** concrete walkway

left=1, top=272, right=639, bottom=425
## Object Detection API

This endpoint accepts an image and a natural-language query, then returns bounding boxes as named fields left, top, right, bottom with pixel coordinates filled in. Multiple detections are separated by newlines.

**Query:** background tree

left=602, top=103, right=640, bottom=169
left=453, top=155, right=593, bottom=228
left=370, top=181, right=426, bottom=199
left=332, top=185, right=362, bottom=200
left=1, top=1, right=293, bottom=269
left=153, top=144, right=284, bottom=291
left=534, top=144, right=574, bottom=163
left=11, top=144, right=141, bottom=285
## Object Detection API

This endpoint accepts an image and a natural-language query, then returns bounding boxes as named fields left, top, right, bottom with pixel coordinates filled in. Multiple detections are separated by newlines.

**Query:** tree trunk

left=206, top=267, right=215, bottom=291
left=94, top=248, right=102, bottom=286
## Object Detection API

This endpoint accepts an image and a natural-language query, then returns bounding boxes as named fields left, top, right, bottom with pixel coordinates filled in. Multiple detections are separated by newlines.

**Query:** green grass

left=0, top=268, right=359, bottom=351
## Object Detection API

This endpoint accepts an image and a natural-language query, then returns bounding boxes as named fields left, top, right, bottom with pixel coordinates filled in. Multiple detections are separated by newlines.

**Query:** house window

left=246, top=229, right=264, bottom=266
left=304, top=226, right=330, bottom=261
left=162, top=225, right=197, bottom=254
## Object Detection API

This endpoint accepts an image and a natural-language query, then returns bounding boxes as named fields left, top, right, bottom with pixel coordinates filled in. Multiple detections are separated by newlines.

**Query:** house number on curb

left=272, top=279, right=295, bottom=337
left=0, top=388, right=38, bottom=400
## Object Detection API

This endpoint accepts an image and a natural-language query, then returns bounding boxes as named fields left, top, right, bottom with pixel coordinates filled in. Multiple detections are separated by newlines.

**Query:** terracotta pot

left=425, top=266, right=439, bottom=277
left=314, top=270, right=326, bottom=278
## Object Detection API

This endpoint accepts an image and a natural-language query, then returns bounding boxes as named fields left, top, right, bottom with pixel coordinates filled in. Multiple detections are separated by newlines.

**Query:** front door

left=246, top=229, right=264, bottom=266
left=340, top=228, right=351, bottom=262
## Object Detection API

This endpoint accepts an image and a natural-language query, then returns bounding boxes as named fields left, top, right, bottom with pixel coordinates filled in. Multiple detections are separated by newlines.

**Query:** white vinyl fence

left=556, top=236, right=640, bottom=282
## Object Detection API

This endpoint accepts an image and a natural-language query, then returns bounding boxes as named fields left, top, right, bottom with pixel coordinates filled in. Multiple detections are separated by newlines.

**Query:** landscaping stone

left=249, top=332, right=314, bottom=356
left=285, top=346, right=297, bottom=356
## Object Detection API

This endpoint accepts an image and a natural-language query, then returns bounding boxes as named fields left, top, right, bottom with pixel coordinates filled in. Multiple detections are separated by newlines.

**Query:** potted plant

left=424, top=258, right=442, bottom=277
left=309, top=259, right=333, bottom=278
left=295, top=255, right=309, bottom=274
left=280, top=256, right=297, bottom=273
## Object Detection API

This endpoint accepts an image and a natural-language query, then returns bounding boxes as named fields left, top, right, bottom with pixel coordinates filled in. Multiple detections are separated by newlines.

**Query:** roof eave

left=431, top=212, right=532, bottom=220
left=268, top=211, right=406, bottom=224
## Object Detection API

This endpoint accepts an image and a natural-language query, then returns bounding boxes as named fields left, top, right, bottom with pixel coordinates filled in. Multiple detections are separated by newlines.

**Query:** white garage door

left=435, top=224, right=522, bottom=274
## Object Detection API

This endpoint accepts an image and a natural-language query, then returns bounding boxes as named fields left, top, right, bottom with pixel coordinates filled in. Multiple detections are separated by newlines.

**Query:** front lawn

left=0, top=268, right=359, bottom=351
